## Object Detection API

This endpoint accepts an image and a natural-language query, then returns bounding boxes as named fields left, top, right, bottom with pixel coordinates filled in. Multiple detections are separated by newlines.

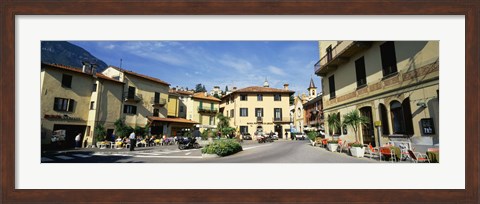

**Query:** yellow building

left=220, top=81, right=295, bottom=139
left=191, top=92, right=221, bottom=131
left=102, top=66, right=170, bottom=135
left=315, top=41, right=439, bottom=149
left=41, top=63, right=124, bottom=149
left=167, top=90, right=180, bottom=118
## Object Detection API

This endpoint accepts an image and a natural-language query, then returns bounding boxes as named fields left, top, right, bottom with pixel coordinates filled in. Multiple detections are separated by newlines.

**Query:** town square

left=41, top=41, right=439, bottom=163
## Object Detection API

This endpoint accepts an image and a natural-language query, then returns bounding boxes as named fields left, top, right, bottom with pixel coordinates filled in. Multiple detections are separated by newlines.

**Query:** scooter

left=177, top=137, right=200, bottom=150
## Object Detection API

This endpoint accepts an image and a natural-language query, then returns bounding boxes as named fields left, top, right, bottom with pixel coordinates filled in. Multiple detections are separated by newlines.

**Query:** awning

left=148, top=116, right=198, bottom=125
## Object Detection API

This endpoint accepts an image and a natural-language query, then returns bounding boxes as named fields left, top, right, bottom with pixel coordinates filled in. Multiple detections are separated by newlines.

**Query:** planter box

left=350, top=147, right=365, bottom=158
left=327, top=143, right=338, bottom=152
left=202, top=153, right=220, bottom=158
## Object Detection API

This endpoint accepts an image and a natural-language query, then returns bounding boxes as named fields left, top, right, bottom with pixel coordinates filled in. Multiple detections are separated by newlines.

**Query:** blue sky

left=70, top=41, right=322, bottom=96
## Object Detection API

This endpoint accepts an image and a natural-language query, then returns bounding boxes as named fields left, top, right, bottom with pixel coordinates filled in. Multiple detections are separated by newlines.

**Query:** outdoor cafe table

left=426, top=149, right=439, bottom=163
left=380, top=146, right=401, bottom=162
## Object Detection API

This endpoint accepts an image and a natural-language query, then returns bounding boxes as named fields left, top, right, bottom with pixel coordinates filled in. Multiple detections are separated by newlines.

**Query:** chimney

left=172, top=87, right=177, bottom=91
left=283, top=83, right=289, bottom=90
left=204, top=92, right=208, bottom=96
left=233, top=87, right=237, bottom=91
left=82, top=62, right=90, bottom=73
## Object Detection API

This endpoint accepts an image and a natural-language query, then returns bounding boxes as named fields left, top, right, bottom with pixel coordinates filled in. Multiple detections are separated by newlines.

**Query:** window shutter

left=68, top=99, right=75, bottom=112
left=402, top=98, right=414, bottom=135
left=123, top=105, right=128, bottom=113
left=132, top=106, right=137, bottom=114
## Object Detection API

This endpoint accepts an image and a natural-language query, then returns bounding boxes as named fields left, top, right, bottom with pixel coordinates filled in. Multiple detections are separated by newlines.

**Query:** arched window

left=390, top=98, right=414, bottom=135
left=379, top=103, right=389, bottom=135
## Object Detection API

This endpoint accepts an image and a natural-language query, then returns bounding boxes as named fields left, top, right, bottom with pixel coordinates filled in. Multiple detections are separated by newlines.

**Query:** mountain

left=41, top=41, right=108, bottom=72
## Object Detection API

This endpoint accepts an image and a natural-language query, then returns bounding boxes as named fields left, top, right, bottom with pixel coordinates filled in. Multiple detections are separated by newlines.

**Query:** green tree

left=202, top=85, right=206, bottom=92
left=213, top=93, right=220, bottom=99
left=114, top=118, right=131, bottom=138
left=326, top=113, right=341, bottom=138
left=342, top=110, right=370, bottom=143
left=289, top=95, right=295, bottom=105
left=216, top=113, right=234, bottom=136
left=225, top=86, right=229, bottom=93
left=195, top=84, right=203, bottom=93
left=94, top=124, right=107, bottom=142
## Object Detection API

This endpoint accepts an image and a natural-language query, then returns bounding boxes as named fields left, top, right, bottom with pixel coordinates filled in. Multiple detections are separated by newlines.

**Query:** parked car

left=242, top=133, right=252, bottom=140
left=295, top=133, right=306, bottom=140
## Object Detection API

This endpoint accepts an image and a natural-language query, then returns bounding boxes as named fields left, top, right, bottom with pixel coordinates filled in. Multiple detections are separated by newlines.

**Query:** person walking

left=75, top=133, right=82, bottom=148
left=129, top=131, right=136, bottom=151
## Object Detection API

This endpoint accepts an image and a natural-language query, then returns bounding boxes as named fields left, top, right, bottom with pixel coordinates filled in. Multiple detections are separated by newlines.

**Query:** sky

left=70, top=41, right=322, bottom=96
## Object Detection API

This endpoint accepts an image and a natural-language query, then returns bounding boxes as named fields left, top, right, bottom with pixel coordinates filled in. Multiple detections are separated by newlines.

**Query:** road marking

left=55, top=155, right=74, bottom=160
left=132, top=155, right=202, bottom=159
left=185, top=152, right=192, bottom=155
left=41, top=157, right=54, bottom=162
left=243, top=144, right=273, bottom=150
left=72, top=154, right=91, bottom=158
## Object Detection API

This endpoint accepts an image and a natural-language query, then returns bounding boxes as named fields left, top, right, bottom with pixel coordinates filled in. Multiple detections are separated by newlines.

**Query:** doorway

left=274, top=125, right=283, bottom=139
left=52, top=124, right=87, bottom=149
left=359, top=107, right=375, bottom=146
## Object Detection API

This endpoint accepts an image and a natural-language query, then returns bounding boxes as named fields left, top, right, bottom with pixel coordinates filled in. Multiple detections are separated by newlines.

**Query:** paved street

left=42, top=140, right=379, bottom=163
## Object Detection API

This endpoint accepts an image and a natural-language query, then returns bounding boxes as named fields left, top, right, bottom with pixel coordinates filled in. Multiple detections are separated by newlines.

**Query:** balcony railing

left=124, top=93, right=142, bottom=103
left=151, top=97, right=167, bottom=107
left=198, top=106, right=218, bottom=114
left=314, top=41, right=372, bottom=76
left=273, top=117, right=292, bottom=123
left=256, top=117, right=263, bottom=123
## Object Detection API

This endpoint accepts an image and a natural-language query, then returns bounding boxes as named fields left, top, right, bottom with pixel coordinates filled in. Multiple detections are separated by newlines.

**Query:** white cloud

left=104, top=44, right=115, bottom=49
left=218, top=55, right=253, bottom=73
left=268, top=65, right=287, bottom=76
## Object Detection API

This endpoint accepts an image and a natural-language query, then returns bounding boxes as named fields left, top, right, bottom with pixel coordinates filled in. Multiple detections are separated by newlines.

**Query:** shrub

left=307, top=131, right=317, bottom=141
left=327, top=140, right=339, bottom=144
left=350, top=142, right=364, bottom=148
left=201, top=139, right=243, bottom=157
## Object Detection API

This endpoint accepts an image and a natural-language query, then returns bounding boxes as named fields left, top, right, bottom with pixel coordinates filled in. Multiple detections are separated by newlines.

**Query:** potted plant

left=342, top=110, right=370, bottom=158
left=327, top=140, right=339, bottom=152
left=307, top=131, right=317, bottom=146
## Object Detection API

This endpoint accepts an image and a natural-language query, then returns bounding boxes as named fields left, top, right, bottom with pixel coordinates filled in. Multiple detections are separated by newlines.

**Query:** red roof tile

left=41, top=62, right=124, bottom=84
left=192, top=92, right=221, bottom=102
left=109, top=65, right=170, bottom=86
left=147, top=116, right=198, bottom=124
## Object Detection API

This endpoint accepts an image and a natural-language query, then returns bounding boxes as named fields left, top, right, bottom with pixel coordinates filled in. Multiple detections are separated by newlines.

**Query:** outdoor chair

left=337, top=140, right=348, bottom=153
left=380, top=147, right=396, bottom=162
left=408, top=150, right=430, bottom=163
left=365, top=144, right=381, bottom=160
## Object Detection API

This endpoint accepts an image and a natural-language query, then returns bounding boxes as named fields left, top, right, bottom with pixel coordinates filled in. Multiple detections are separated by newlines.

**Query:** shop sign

left=420, top=118, right=435, bottom=135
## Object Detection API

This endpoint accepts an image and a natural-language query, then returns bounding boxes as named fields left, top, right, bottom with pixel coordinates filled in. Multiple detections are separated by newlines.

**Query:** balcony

left=256, top=117, right=263, bottom=123
left=151, top=97, right=167, bottom=107
left=198, top=106, right=218, bottom=114
left=273, top=117, right=292, bottom=123
left=314, top=41, right=373, bottom=76
left=124, top=93, right=142, bottom=103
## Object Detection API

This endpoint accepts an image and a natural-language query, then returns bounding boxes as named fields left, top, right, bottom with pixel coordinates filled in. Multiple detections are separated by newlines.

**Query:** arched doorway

left=390, top=98, right=414, bottom=135
left=275, top=124, right=283, bottom=139
left=360, top=107, right=375, bottom=146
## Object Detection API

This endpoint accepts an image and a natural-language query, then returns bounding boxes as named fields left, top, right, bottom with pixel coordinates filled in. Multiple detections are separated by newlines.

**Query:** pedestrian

left=285, top=132, right=288, bottom=140
left=75, top=133, right=82, bottom=148
left=129, top=131, right=136, bottom=151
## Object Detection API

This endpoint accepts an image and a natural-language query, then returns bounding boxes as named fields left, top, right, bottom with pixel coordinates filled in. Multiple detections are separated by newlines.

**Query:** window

left=90, top=101, right=95, bottom=110
left=127, top=86, right=136, bottom=99
left=240, top=94, right=247, bottom=101
left=154, top=92, right=160, bottom=103
left=199, top=101, right=203, bottom=109
left=257, top=94, right=263, bottom=101
left=379, top=103, right=390, bottom=135
left=355, top=56, right=367, bottom=87
left=153, top=108, right=159, bottom=117
left=240, top=126, right=248, bottom=134
left=180, top=106, right=184, bottom=113
left=380, top=41, right=398, bottom=77
left=230, top=109, right=234, bottom=118
left=210, top=103, right=214, bottom=110
left=92, top=83, right=97, bottom=92
left=61, top=74, right=72, bottom=88
left=274, top=108, right=282, bottom=120
left=274, top=94, right=281, bottom=101
left=209, top=116, right=215, bottom=125
left=328, top=75, right=336, bottom=99
left=255, top=108, right=264, bottom=117
left=390, top=98, right=414, bottom=135
left=311, top=90, right=315, bottom=96
left=53, top=97, right=74, bottom=112
left=123, top=105, right=137, bottom=114
left=240, top=108, right=248, bottom=117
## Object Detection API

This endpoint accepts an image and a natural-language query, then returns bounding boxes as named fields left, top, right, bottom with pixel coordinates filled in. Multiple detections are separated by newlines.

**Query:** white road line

left=72, top=154, right=91, bottom=158
left=185, top=152, right=192, bottom=155
left=132, top=155, right=202, bottom=159
left=55, top=155, right=74, bottom=160
left=243, top=144, right=273, bottom=150
left=41, top=157, right=54, bottom=162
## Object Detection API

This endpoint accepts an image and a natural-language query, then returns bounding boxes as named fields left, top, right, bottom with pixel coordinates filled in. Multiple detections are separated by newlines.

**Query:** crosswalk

left=41, top=154, right=93, bottom=162
left=93, top=149, right=203, bottom=159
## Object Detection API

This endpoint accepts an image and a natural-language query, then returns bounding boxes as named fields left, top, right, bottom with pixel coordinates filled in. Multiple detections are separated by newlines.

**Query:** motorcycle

left=256, top=135, right=273, bottom=143
left=177, top=137, right=200, bottom=150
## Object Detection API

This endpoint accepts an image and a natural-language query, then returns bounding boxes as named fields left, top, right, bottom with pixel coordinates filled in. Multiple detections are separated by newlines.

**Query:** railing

left=198, top=106, right=218, bottom=113
left=273, top=117, right=292, bottom=122
left=314, top=41, right=354, bottom=73
left=151, top=97, right=167, bottom=106
left=124, top=93, right=142, bottom=102
left=256, top=117, right=263, bottom=123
